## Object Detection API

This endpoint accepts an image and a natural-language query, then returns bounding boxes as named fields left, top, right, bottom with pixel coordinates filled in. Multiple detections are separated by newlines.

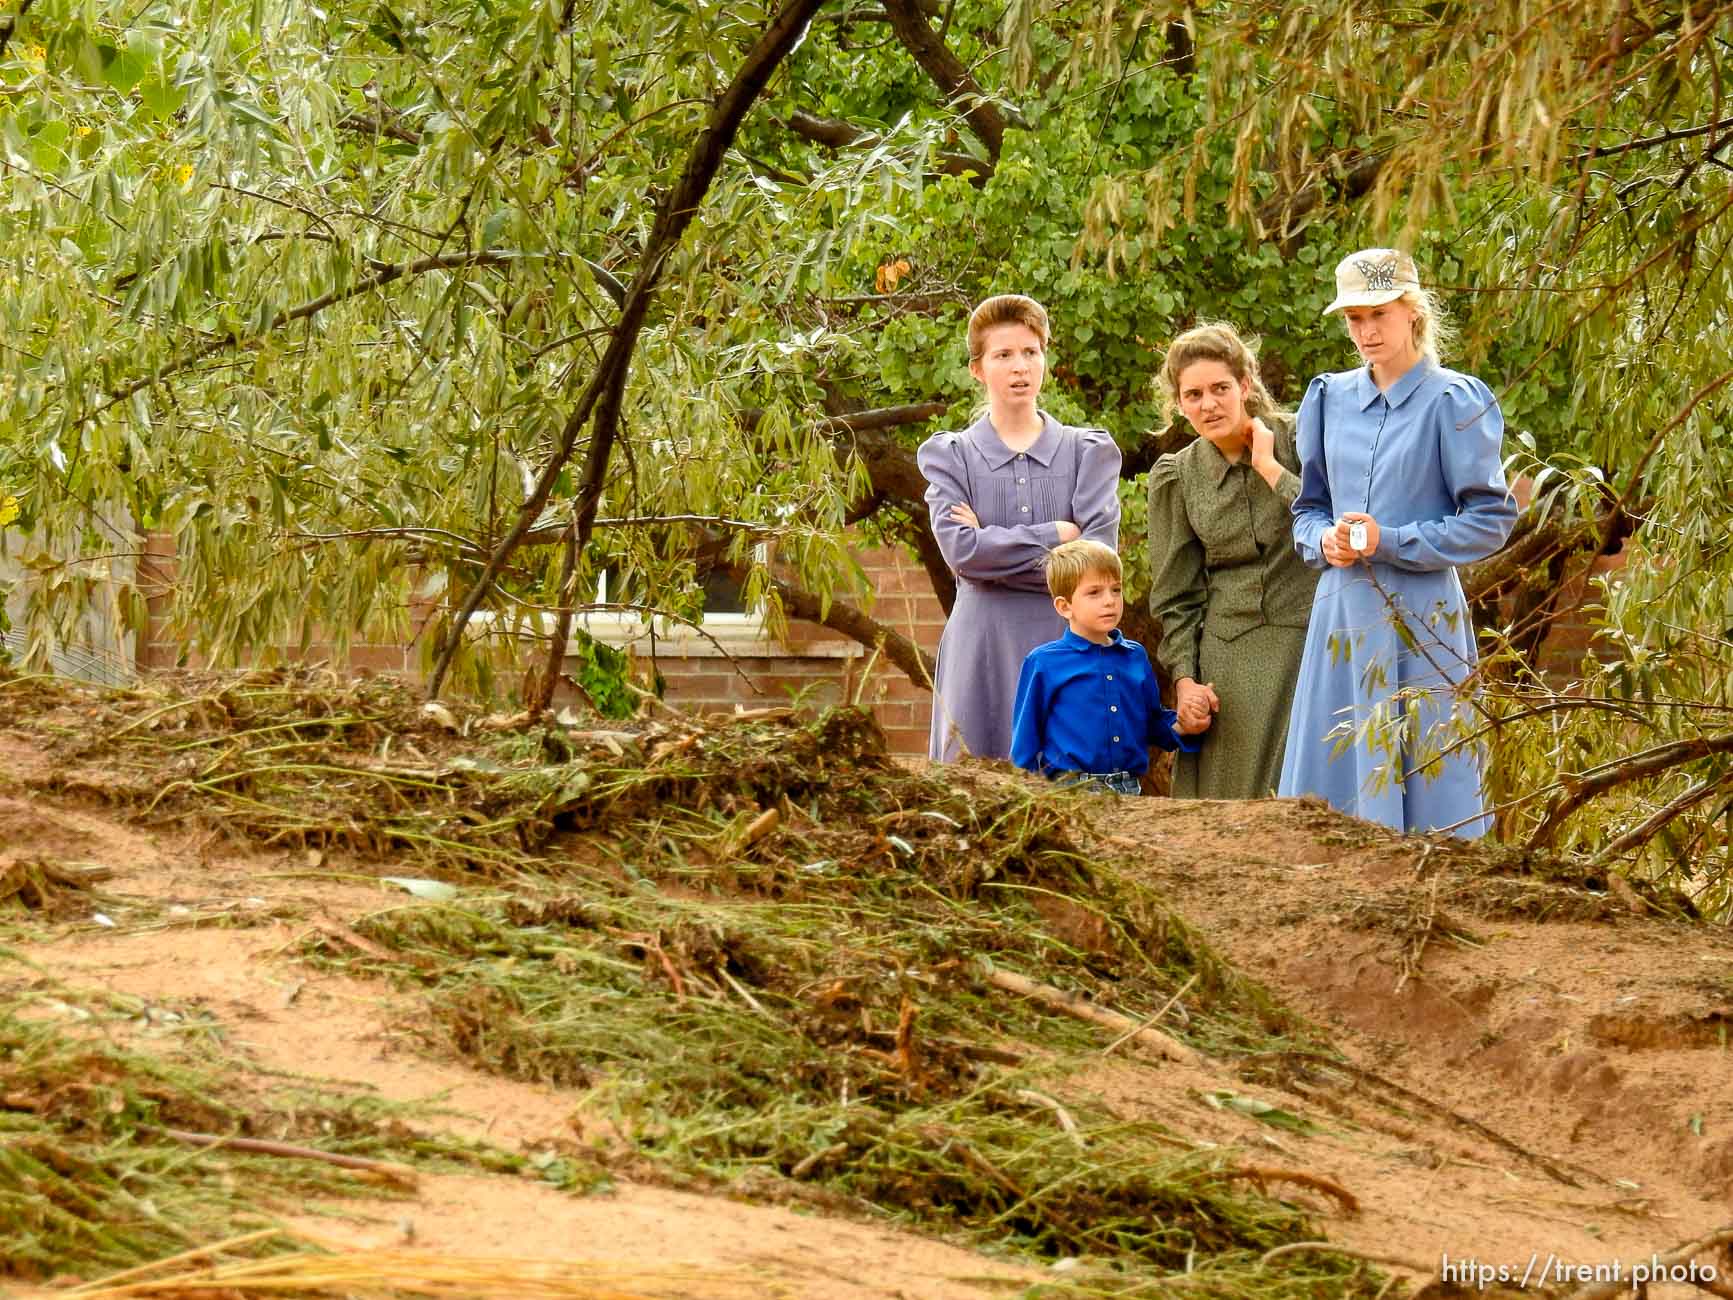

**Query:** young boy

left=1010, top=540, right=1202, bottom=795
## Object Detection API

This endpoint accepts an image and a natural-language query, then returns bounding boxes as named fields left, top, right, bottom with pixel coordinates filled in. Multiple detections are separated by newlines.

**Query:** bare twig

left=144, top=1127, right=419, bottom=1186
left=1229, top=1166, right=1359, bottom=1215
left=1101, top=972, right=1196, bottom=1055
left=1252, top=1049, right=1582, bottom=1187
left=1562, top=1225, right=1733, bottom=1300
left=982, top=963, right=1202, bottom=1067
left=1015, top=1089, right=1084, bottom=1148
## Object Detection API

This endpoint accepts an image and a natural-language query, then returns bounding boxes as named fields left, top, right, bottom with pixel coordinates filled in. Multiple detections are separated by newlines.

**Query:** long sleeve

left=1138, top=654, right=1195, bottom=754
left=1071, top=429, right=1123, bottom=549
left=1009, top=655, right=1048, bottom=773
left=1373, top=376, right=1517, bottom=571
left=1272, top=422, right=1303, bottom=504
left=1146, top=454, right=1207, bottom=683
left=919, top=434, right=1060, bottom=587
left=1290, top=376, right=1335, bottom=570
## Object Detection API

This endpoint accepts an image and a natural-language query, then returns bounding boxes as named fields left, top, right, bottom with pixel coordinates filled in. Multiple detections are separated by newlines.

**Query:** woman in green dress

left=1147, top=323, right=1319, bottom=798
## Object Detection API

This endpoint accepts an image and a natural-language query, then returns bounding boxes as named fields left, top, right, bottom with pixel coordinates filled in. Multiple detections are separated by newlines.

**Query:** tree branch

left=880, top=0, right=1020, bottom=161
left=781, top=110, right=992, bottom=181
left=785, top=109, right=870, bottom=148
left=1527, top=730, right=1733, bottom=850
left=0, top=0, right=35, bottom=62
left=339, top=111, right=423, bottom=146
left=428, top=0, right=830, bottom=698
left=1591, top=768, right=1733, bottom=865
left=1255, top=151, right=1386, bottom=236
left=1571, top=113, right=1733, bottom=163
left=731, top=561, right=937, bottom=688
left=822, top=401, right=949, bottom=436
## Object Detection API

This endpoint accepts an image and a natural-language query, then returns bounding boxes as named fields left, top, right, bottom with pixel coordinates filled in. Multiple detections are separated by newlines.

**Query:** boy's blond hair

left=1044, top=539, right=1120, bottom=600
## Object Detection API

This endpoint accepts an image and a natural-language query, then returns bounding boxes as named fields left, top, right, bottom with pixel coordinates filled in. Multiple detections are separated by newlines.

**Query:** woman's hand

left=1340, top=511, right=1381, bottom=557
left=1053, top=520, right=1081, bottom=543
left=1319, top=525, right=1356, bottom=567
left=1247, top=417, right=1286, bottom=492
left=948, top=503, right=981, bottom=529
left=1175, top=677, right=1218, bottom=735
left=1248, top=417, right=1276, bottom=471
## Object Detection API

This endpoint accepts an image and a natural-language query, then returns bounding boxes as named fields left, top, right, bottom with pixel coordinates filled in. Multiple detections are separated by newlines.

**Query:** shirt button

left=1106, top=675, right=1113, bottom=681
left=1016, top=453, right=1025, bottom=460
left=1020, top=505, right=1029, bottom=513
left=1017, top=476, right=1026, bottom=484
left=1112, top=736, right=1120, bottom=743
left=1110, top=705, right=1118, bottom=713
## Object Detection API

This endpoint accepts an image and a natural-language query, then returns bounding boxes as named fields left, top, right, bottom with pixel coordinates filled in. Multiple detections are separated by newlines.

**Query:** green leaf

left=102, top=47, right=151, bottom=93
left=1202, top=1091, right=1324, bottom=1134
left=139, top=78, right=188, bottom=118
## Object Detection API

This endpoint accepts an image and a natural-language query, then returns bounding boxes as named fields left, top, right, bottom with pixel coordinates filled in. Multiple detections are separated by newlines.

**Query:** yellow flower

left=0, top=495, right=19, bottom=528
left=176, top=163, right=194, bottom=185
left=26, top=44, right=44, bottom=62
left=75, top=124, right=92, bottom=138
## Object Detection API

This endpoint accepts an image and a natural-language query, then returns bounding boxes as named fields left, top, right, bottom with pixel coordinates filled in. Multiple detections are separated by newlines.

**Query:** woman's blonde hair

left=1389, top=286, right=1457, bottom=365
left=1158, top=321, right=1284, bottom=426
left=967, top=294, right=1050, bottom=361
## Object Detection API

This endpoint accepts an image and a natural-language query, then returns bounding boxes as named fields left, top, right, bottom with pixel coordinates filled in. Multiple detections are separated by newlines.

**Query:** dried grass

left=61, top=1227, right=767, bottom=1299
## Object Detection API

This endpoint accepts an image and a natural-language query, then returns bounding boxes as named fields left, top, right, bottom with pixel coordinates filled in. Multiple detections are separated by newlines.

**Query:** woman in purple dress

left=918, top=295, right=1123, bottom=762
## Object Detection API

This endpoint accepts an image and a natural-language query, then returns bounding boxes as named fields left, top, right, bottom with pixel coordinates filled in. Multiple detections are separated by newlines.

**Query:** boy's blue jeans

left=1056, top=770, right=1142, bottom=797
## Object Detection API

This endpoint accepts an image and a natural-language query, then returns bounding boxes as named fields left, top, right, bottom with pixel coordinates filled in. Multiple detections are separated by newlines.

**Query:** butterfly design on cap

left=1353, top=255, right=1399, bottom=291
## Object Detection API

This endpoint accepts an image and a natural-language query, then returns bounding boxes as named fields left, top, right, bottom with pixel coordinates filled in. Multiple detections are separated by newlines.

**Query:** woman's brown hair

left=1158, top=321, right=1284, bottom=426
left=967, top=294, right=1050, bottom=361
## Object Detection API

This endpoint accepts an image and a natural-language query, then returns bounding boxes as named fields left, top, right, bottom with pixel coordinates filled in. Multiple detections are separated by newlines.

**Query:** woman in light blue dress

left=1278, top=250, right=1518, bottom=837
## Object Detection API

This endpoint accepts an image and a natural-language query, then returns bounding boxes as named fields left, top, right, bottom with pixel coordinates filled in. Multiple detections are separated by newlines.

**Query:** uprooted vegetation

left=1, top=666, right=1394, bottom=1297
left=19, top=669, right=1730, bottom=1296
left=0, top=974, right=534, bottom=1284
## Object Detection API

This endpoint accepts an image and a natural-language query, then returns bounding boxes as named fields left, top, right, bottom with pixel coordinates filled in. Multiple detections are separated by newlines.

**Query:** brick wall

left=126, top=524, right=1626, bottom=760
left=1521, top=548, right=1627, bottom=681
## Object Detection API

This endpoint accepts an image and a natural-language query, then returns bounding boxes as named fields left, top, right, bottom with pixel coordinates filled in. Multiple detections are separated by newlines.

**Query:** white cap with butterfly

left=1322, top=249, right=1421, bottom=315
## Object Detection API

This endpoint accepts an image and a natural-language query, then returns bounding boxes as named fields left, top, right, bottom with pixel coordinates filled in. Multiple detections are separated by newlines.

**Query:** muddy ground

left=2, top=694, right=1731, bottom=1298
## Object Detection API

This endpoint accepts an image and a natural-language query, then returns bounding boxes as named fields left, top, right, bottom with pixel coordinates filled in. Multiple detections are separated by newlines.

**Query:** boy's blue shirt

left=1010, top=628, right=1194, bottom=777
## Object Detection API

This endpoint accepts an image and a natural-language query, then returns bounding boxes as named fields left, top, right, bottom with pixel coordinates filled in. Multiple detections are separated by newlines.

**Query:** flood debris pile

left=1, top=667, right=1381, bottom=1297
left=0, top=981, right=526, bottom=1285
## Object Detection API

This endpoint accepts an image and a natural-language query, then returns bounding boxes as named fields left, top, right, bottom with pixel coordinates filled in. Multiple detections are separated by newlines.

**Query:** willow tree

left=2, top=0, right=1730, bottom=885
left=0, top=0, right=903, bottom=703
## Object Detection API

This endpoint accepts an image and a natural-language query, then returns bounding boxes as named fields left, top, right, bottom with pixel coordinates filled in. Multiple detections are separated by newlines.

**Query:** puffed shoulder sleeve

left=1290, top=377, right=1334, bottom=569
left=1071, top=427, right=1123, bottom=550
left=1373, top=374, right=1519, bottom=571
left=1146, top=452, right=1205, bottom=683
left=919, top=430, right=1063, bottom=587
